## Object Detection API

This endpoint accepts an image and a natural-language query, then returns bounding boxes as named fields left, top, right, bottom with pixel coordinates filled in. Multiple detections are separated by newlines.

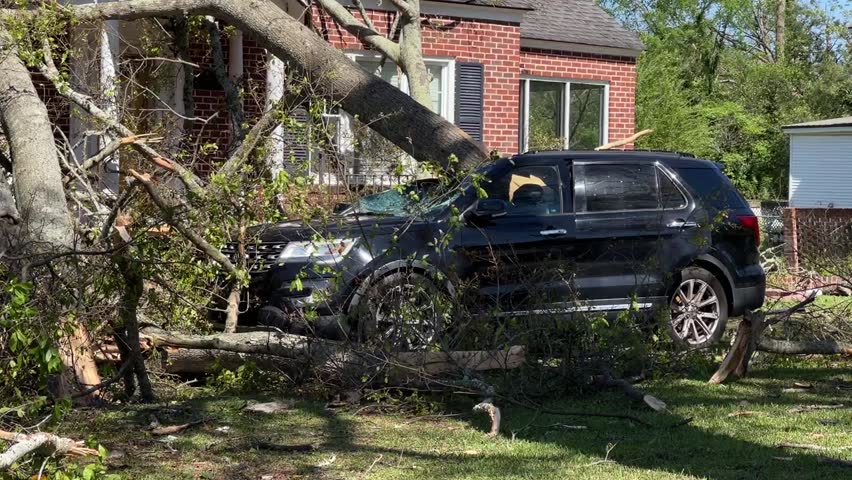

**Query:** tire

left=355, top=271, right=452, bottom=351
left=667, top=266, right=729, bottom=348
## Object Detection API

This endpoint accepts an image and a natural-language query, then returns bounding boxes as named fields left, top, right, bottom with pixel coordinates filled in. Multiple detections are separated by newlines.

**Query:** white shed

left=783, top=116, right=852, bottom=208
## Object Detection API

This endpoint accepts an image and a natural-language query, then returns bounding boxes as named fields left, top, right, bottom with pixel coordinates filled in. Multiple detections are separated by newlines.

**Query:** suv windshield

left=350, top=161, right=505, bottom=218
left=352, top=180, right=453, bottom=217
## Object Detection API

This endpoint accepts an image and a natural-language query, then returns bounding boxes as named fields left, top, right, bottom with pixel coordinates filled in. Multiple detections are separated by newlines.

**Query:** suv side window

left=575, top=163, right=688, bottom=213
left=659, top=169, right=688, bottom=209
left=484, top=165, right=562, bottom=216
left=575, top=163, right=657, bottom=213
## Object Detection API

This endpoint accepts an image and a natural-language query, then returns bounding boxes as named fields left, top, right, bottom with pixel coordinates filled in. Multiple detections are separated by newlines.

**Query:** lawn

left=52, top=362, right=852, bottom=480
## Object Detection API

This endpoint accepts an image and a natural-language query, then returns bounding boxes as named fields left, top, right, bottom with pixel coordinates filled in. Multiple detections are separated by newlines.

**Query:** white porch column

left=69, top=25, right=96, bottom=165
left=266, top=53, right=286, bottom=174
left=99, top=19, right=120, bottom=194
left=228, top=30, right=244, bottom=82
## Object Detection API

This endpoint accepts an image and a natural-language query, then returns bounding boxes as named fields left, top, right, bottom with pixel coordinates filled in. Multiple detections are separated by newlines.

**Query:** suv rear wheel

left=668, top=267, right=728, bottom=348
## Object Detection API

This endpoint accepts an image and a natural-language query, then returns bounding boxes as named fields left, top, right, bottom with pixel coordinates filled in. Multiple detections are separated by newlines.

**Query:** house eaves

left=783, top=116, right=852, bottom=135
left=323, top=0, right=644, bottom=57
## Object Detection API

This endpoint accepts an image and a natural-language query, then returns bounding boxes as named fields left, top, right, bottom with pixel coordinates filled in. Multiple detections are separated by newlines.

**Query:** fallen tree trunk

left=156, top=348, right=298, bottom=374
left=0, top=20, right=102, bottom=403
left=757, top=338, right=852, bottom=355
left=139, top=326, right=525, bottom=380
left=140, top=326, right=347, bottom=367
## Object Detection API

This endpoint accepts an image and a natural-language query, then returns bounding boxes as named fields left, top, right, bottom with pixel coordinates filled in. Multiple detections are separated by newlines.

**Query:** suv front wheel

left=355, top=271, right=452, bottom=351
left=668, top=267, right=729, bottom=348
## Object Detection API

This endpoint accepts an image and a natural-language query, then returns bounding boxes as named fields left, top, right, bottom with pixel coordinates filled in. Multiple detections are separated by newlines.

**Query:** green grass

left=51, top=362, right=852, bottom=480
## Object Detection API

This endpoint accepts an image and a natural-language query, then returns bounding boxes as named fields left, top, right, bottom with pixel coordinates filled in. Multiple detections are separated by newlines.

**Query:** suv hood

left=247, top=214, right=431, bottom=244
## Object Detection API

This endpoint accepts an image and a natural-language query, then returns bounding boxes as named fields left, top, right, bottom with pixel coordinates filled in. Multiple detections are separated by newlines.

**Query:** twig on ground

left=788, top=404, right=844, bottom=414
left=364, top=454, right=383, bottom=476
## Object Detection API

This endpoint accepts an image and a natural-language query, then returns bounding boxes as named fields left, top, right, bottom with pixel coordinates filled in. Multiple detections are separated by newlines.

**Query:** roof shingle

left=436, top=0, right=643, bottom=52
left=516, top=0, right=643, bottom=51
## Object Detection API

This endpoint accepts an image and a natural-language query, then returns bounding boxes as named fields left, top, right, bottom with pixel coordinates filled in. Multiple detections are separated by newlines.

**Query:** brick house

left=56, top=0, right=642, bottom=187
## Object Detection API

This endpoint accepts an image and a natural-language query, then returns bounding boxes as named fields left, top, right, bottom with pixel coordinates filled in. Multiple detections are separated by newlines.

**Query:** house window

left=520, top=78, right=608, bottom=152
left=340, top=54, right=455, bottom=180
left=353, top=56, right=454, bottom=119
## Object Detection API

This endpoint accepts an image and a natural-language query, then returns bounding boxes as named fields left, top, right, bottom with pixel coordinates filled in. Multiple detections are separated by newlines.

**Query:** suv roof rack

left=630, top=149, right=696, bottom=158
left=520, top=149, right=697, bottom=158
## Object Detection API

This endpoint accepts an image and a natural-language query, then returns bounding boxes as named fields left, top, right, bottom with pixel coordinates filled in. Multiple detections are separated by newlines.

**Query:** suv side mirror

left=466, top=198, right=508, bottom=221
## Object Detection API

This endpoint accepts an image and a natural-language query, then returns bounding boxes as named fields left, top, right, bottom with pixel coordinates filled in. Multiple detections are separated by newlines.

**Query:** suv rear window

left=575, top=163, right=688, bottom=213
left=675, top=167, right=748, bottom=211
left=576, top=164, right=657, bottom=212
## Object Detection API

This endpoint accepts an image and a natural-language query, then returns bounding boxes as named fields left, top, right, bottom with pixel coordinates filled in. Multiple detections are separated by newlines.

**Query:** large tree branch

left=43, top=0, right=487, bottom=170
left=314, top=0, right=400, bottom=62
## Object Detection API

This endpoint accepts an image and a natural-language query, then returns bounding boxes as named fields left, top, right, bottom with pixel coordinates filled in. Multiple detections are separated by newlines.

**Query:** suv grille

left=221, top=242, right=287, bottom=273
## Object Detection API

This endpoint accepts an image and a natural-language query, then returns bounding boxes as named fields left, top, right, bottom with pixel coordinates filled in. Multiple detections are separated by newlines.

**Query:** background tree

left=599, top=0, right=852, bottom=200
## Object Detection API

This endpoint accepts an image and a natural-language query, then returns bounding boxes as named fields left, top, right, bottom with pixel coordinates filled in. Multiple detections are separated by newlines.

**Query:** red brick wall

left=187, top=31, right=268, bottom=175
left=520, top=48, right=637, bottom=147
left=784, top=207, right=852, bottom=269
left=34, top=74, right=70, bottom=140
left=314, top=7, right=522, bottom=155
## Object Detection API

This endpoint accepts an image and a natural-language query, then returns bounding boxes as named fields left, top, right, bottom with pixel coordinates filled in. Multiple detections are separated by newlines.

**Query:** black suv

left=220, top=151, right=765, bottom=348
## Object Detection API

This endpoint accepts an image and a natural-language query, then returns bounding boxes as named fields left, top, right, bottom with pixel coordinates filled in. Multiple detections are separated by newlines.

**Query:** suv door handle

left=540, top=229, right=568, bottom=236
left=667, top=219, right=699, bottom=229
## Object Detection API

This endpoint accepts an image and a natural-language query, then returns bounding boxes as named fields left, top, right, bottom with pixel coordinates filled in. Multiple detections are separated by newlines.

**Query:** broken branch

left=0, top=431, right=99, bottom=469
left=595, top=129, right=654, bottom=151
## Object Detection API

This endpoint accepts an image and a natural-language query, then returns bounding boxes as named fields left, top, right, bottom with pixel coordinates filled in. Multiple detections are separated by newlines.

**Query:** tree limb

left=211, top=101, right=283, bottom=183
left=128, top=169, right=236, bottom=272
left=595, top=129, right=655, bottom=151
left=65, top=134, right=155, bottom=186
left=758, top=338, right=852, bottom=355
left=386, top=0, right=417, bottom=18
left=352, top=0, right=378, bottom=32
left=315, top=0, right=401, bottom=62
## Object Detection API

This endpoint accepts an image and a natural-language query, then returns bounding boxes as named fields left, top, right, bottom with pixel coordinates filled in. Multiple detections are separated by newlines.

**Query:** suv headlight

left=278, top=238, right=357, bottom=265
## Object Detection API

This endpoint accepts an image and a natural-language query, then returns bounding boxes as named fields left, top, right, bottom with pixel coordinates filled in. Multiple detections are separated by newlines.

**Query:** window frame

left=572, top=160, right=691, bottom=215
left=519, top=77, right=610, bottom=152
left=347, top=52, right=456, bottom=120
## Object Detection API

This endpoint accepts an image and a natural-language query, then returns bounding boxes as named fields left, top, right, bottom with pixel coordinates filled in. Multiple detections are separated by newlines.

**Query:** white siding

left=789, top=133, right=852, bottom=208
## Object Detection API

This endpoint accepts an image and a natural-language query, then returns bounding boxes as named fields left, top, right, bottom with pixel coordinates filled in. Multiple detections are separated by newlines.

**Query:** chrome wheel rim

left=369, top=280, right=446, bottom=350
left=670, top=278, right=721, bottom=345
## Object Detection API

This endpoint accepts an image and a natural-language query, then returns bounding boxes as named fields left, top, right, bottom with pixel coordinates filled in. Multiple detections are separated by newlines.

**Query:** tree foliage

left=600, top=0, right=852, bottom=199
